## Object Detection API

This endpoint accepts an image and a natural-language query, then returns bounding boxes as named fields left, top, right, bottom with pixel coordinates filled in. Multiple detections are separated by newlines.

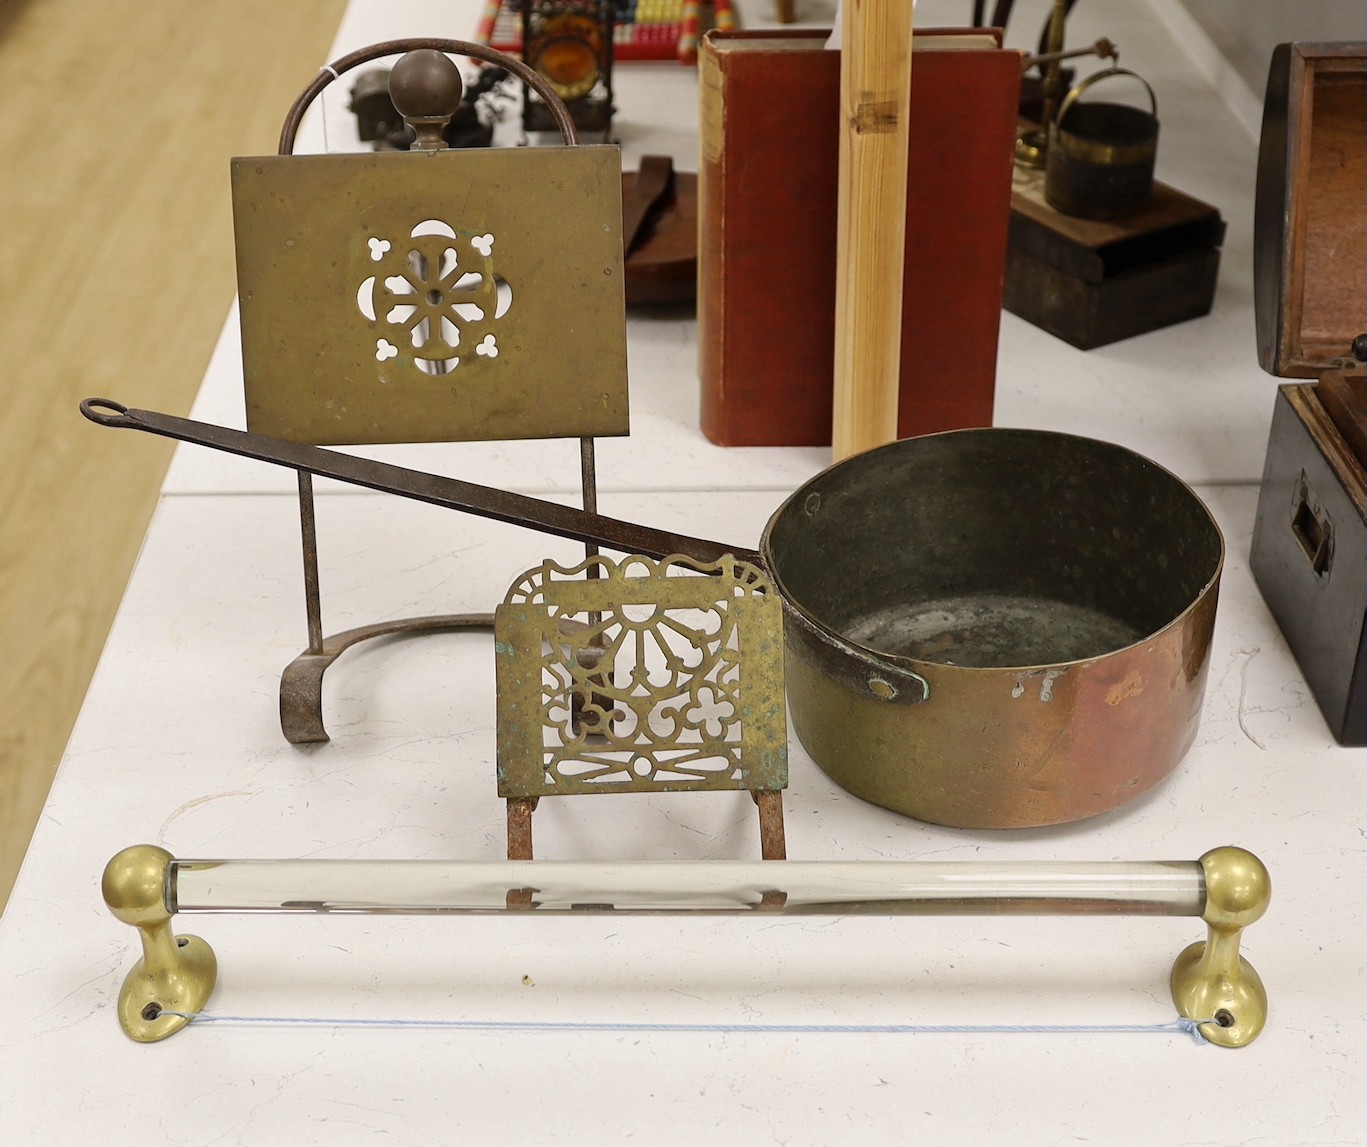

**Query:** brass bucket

left=1045, top=66, right=1158, bottom=219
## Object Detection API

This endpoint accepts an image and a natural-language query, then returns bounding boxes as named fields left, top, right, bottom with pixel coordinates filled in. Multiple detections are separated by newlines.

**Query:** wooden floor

left=0, top=0, right=348, bottom=911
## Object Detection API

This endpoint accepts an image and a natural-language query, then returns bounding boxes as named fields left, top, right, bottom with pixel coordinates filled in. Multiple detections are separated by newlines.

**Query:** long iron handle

left=80, top=399, right=762, bottom=567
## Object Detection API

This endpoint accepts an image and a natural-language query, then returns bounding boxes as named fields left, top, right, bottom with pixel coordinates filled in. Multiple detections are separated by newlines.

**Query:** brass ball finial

left=389, top=50, right=464, bottom=151
left=103, top=844, right=218, bottom=1042
left=102, top=844, right=173, bottom=928
left=1172, top=846, right=1271, bottom=1047
left=1200, top=846, right=1271, bottom=929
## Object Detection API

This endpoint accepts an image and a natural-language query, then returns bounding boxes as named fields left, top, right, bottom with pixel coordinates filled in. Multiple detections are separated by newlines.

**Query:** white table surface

left=2, top=2, right=1362, bottom=1144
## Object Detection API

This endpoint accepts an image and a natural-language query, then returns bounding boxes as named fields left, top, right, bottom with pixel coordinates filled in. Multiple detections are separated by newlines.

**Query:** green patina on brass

left=495, top=553, right=787, bottom=798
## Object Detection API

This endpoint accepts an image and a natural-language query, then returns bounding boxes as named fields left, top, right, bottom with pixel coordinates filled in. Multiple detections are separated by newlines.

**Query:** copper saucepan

left=82, top=400, right=1223, bottom=828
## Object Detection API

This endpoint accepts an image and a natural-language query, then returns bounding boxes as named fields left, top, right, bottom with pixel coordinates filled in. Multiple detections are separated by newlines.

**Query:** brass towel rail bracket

left=102, top=845, right=1269, bottom=1048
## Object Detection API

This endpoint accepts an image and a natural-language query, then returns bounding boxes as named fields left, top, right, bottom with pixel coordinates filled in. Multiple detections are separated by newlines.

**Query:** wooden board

left=1251, top=384, right=1366, bottom=745
left=0, top=0, right=349, bottom=913
left=1009, top=162, right=1225, bottom=283
left=1254, top=42, right=1367, bottom=377
left=1004, top=164, right=1225, bottom=349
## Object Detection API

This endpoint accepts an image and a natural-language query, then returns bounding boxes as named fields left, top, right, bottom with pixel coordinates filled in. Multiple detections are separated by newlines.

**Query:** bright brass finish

left=102, top=845, right=217, bottom=1043
left=101, top=849, right=1270, bottom=1044
left=1170, top=846, right=1271, bottom=1048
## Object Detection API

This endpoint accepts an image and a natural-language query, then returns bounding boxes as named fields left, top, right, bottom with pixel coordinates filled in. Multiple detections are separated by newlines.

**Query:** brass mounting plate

left=495, top=554, right=788, bottom=798
left=231, top=145, right=628, bottom=445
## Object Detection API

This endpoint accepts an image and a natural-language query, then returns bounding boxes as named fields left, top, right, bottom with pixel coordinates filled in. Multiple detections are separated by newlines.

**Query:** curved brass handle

left=1055, top=65, right=1158, bottom=126
left=276, top=36, right=580, bottom=154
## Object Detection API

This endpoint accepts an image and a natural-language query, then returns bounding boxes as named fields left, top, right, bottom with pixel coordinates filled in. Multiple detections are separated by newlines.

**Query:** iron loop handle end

left=81, top=398, right=132, bottom=427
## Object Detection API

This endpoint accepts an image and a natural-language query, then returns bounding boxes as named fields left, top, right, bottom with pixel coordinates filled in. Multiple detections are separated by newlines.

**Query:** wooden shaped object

left=1249, top=41, right=1367, bottom=746
left=831, top=0, right=913, bottom=460
left=1003, top=160, right=1225, bottom=349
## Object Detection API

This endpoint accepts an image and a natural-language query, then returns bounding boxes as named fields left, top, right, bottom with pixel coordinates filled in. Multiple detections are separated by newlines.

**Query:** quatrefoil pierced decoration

left=357, top=220, right=512, bottom=375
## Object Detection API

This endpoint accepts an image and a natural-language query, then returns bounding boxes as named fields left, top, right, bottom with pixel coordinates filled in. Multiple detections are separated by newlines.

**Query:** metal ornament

left=227, top=41, right=624, bottom=743
left=495, top=552, right=788, bottom=860
left=102, top=845, right=217, bottom=1044
left=232, top=143, right=628, bottom=446
left=1170, top=847, right=1272, bottom=1049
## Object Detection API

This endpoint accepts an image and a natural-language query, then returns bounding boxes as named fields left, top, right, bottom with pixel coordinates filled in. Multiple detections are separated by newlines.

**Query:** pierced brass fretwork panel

left=495, top=553, right=787, bottom=798
left=231, top=145, right=628, bottom=446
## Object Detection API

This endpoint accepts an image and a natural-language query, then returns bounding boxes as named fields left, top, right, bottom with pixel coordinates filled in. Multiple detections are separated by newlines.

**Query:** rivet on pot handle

left=869, top=678, right=935, bottom=705
left=780, top=601, right=931, bottom=705
left=864, top=659, right=931, bottom=703
left=868, top=677, right=898, bottom=701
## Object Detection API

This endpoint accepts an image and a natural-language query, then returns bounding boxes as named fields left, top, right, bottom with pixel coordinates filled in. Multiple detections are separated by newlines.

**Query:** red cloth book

left=698, top=29, right=1020, bottom=446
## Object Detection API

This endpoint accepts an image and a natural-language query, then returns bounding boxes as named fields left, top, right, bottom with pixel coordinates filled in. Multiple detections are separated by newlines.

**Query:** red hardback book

left=698, top=29, right=1020, bottom=446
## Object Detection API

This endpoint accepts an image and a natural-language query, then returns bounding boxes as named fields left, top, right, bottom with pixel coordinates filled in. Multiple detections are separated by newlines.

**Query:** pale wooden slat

left=0, top=0, right=349, bottom=913
left=830, top=0, right=914, bottom=461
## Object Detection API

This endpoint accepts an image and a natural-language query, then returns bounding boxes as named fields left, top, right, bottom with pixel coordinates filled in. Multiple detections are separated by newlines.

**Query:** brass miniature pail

left=1045, top=67, right=1159, bottom=219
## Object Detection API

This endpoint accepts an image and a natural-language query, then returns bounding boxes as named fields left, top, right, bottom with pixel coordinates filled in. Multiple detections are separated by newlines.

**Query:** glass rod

left=170, top=859, right=1206, bottom=917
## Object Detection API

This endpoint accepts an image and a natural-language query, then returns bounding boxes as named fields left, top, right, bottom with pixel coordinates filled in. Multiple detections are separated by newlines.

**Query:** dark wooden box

left=1003, top=162, right=1225, bottom=350
left=1249, top=42, right=1367, bottom=746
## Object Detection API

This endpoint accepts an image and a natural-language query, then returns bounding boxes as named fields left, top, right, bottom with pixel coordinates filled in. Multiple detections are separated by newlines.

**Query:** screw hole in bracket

left=140, top=1003, right=162, bottom=1022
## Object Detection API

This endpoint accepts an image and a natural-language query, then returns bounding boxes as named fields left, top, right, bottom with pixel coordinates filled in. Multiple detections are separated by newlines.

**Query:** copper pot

left=763, top=429, right=1222, bottom=827
left=84, top=405, right=1222, bottom=829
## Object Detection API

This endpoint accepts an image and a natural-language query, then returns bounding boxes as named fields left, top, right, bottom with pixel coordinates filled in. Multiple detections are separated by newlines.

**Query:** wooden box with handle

left=1249, top=41, right=1366, bottom=746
